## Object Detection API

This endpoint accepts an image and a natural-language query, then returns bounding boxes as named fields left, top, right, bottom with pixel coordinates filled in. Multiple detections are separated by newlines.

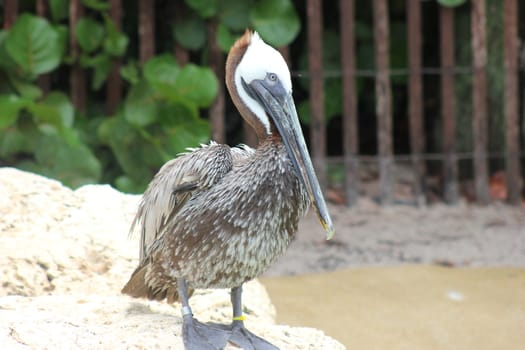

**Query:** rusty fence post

left=407, top=0, right=426, bottom=206
left=307, top=0, right=327, bottom=190
left=3, top=0, right=18, bottom=29
left=373, top=0, right=394, bottom=205
left=440, top=6, right=459, bottom=204
left=503, top=0, right=522, bottom=205
left=340, top=0, right=359, bottom=206
left=107, top=0, right=123, bottom=115
left=208, top=20, right=226, bottom=145
left=139, top=0, right=155, bottom=64
left=471, top=0, right=490, bottom=204
left=69, top=0, right=86, bottom=112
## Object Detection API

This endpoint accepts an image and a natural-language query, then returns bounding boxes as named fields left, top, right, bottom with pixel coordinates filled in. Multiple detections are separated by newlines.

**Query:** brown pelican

left=122, top=30, right=334, bottom=350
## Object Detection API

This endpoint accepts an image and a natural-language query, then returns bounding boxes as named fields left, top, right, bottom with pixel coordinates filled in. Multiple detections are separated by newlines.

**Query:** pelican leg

left=178, top=278, right=231, bottom=350
left=227, top=285, right=280, bottom=350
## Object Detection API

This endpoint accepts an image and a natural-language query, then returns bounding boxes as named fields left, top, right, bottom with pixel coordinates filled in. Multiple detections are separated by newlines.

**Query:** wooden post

left=3, top=0, right=18, bottom=29
left=407, top=0, right=426, bottom=206
left=340, top=0, right=359, bottom=206
left=307, top=0, right=327, bottom=189
left=69, top=0, right=86, bottom=112
left=440, top=6, right=459, bottom=204
left=503, top=0, right=522, bottom=204
left=208, top=20, right=226, bottom=144
left=471, top=0, right=490, bottom=204
left=173, top=1, right=189, bottom=66
left=107, top=0, right=122, bottom=115
left=36, top=0, right=51, bottom=95
left=373, top=0, right=394, bottom=205
left=139, top=0, right=155, bottom=64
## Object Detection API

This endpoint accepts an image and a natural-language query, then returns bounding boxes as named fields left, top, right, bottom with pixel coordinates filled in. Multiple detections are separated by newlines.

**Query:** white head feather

left=234, top=32, right=292, bottom=135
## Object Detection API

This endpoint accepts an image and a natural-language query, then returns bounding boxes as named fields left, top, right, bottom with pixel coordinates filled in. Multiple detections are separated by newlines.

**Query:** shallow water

left=260, top=265, right=525, bottom=350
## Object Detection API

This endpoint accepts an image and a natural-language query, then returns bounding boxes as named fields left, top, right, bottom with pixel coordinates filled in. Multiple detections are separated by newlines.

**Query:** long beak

left=246, top=80, right=335, bottom=240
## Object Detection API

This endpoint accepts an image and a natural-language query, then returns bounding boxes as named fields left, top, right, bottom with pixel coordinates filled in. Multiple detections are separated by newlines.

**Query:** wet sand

left=260, top=266, right=525, bottom=350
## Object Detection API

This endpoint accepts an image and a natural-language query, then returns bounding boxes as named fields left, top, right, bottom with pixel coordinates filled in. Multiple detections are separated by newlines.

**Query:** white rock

left=0, top=168, right=344, bottom=349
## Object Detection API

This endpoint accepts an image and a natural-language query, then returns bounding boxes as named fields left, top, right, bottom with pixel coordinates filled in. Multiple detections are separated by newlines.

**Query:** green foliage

left=4, top=14, right=65, bottom=79
left=0, top=7, right=216, bottom=193
left=0, top=0, right=313, bottom=192
left=250, top=0, right=300, bottom=47
left=437, top=0, right=467, bottom=8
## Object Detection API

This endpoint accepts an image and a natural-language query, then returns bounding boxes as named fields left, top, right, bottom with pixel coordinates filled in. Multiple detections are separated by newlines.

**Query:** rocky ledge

left=0, top=168, right=344, bottom=349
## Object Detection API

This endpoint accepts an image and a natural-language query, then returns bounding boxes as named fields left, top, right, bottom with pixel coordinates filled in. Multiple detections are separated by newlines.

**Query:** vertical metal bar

left=471, top=0, right=490, bottom=204
left=440, top=6, right=459, bottom=204
left=373, top=0, right=394, bottom=205
left=139, top=0, right=155, bottom=64
left=173, top=1, right=189, bottom=66
left=3, top=0, right=18, bottom=29
left=69, top=0, right=86, bottom=112
left=340, top=0, right=359, bottom=206
left=208, top=19, right=226, bottom=144
left=503, top=0, right=522, bottom=205
left=407, top=0, right=426, bottom=206
left=36, top=0, right=51, bottom=95
left=307, top=0, right=327, bottom=189
left=107, top=0, right=122, bottom=115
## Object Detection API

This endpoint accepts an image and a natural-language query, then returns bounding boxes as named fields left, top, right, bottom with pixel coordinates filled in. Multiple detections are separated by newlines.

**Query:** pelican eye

left=267, top=73, right=278, bottom=82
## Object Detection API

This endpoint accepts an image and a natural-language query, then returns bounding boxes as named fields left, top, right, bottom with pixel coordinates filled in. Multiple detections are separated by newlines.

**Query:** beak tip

left=322, top=221, right=335, bottom=240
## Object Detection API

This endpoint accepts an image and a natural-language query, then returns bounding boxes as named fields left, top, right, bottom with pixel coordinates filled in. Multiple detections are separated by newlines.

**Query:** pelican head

left=226, top=30, right=334, bottom=240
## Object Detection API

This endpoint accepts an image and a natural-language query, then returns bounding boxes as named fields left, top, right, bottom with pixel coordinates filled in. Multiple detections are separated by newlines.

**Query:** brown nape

left=225, top=29, right=269, bottom=141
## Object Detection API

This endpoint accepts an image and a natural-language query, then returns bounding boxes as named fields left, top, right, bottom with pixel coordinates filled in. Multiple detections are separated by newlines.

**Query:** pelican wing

left=131, top=142, right=235, bottom=262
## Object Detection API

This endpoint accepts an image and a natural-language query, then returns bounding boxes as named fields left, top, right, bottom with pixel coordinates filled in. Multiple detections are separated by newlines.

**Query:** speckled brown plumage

left=122, top=138, right=309, bottom=302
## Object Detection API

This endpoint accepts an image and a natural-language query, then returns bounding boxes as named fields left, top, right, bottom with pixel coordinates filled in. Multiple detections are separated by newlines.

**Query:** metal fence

left=3, top=0, right=523, bottom=206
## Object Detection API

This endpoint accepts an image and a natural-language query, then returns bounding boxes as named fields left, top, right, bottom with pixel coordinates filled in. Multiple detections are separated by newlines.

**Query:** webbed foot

left=182, top=314, right=231, bottom=350
left=229, top=320, right=279, bottom=350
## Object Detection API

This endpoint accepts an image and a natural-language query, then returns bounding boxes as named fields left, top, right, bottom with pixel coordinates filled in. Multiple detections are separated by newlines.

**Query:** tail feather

left=121, top=265, right=150, bottom=298
left=121, top=265, right=191, bottom=303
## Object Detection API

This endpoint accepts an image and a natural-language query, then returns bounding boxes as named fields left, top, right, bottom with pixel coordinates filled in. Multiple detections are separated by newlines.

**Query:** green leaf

left=76, top=17, right=105, bottom=53
left=251, top=0, right=300, bottom=47
left=173, top=15, right=207, bottom=50
left=143, top=54, right=181, bottom=97
left=115, top=175, right=148, bottom=194
left=157, top=101, right=199, bottom=126
left=437, top=0, right=467, bottom=7
left=216, top=24, right=238, bottom=52
left=120, top=60, right=140, bottom=85
left=80, top=54, right=111, bottom=90
left=173, top=64, right=218, bottom=107
left=185, top=0, right=218, bottom=18
left=27, top=92, right=74, bottom=130
left=0, top=127, right=33, bottom=157
left=8, top=73, right=43, bottom=100
left=49, top=0, right=69, bottom=22
left=98, top=112, right=162, bottom=184
left=4, top=14, right=65, bottom=78
left=123, top=80, right=159, bottom=127
left=0, top=30, right=17, bottom=71
left=81, top=0, right=110, bottom=11
left=161, top=118, right=210, bottom=155
left=0, top=95, right=27, bottom=128
left=103, top=16, right=128, bottom=57
left=218, top=0, right=253, bottom=31
left=32, top=132, right=102, bottom=188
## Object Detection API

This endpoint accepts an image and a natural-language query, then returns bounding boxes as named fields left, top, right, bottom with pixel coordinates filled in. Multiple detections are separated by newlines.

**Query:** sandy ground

left=260, top=199, right=525, bottom=350
left=264, top=199, right=525, bottom=276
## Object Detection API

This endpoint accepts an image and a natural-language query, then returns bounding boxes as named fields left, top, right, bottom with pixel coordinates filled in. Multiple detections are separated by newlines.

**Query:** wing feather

left=130, top=142, right=234, bottom=262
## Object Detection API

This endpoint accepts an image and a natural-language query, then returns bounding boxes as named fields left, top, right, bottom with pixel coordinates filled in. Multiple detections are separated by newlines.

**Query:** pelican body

left=122, top=31, right=334, bottom=350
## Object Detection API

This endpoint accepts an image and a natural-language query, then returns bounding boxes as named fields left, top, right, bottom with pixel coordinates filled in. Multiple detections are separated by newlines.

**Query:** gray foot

left=228, top=321, right=279, bottom=350
left=182, top=315, right=231, bottom=350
